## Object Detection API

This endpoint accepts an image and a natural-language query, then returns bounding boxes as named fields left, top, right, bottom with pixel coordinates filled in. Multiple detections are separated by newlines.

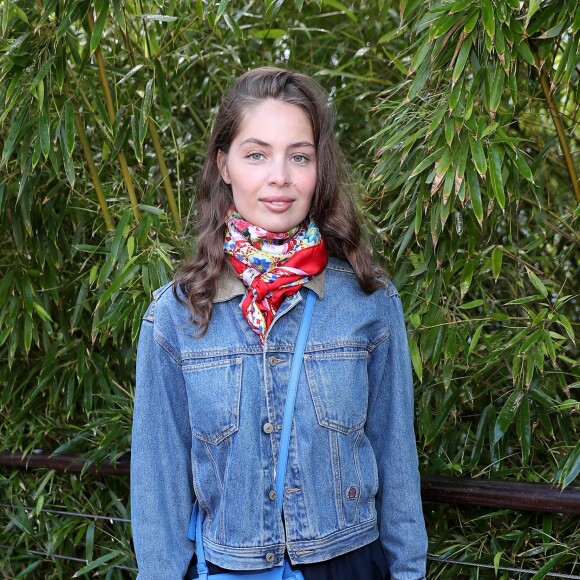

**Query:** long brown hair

left=174, top=67, right=382, bottom=333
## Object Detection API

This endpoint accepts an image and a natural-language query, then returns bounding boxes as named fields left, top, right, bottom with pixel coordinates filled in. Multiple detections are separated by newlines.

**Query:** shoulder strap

left=274, top=289, right=316, bottom=512
left=189, top=289, right=316, bottom=573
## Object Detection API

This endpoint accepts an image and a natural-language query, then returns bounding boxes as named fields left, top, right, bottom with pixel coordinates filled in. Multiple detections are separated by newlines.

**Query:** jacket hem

left=201, top=520, right=379, bottom=570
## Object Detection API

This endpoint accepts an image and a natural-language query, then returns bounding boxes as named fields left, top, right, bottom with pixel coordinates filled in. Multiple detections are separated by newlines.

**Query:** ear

left=216, top=150, right=231, bottom=184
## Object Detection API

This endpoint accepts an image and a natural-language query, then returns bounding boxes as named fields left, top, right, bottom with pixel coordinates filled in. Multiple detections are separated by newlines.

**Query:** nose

left=268, top=158, right=290, bottom=187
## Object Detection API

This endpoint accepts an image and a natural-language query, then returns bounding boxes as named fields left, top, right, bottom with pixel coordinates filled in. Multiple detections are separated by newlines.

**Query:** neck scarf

left=224, top=208, right=327, bottom=343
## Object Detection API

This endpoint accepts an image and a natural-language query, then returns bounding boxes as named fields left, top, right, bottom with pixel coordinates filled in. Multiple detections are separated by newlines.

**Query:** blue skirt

left=186, top=539, right=390, bottom=580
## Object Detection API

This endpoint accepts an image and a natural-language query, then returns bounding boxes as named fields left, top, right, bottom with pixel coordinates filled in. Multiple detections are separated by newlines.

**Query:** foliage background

left=0, top=0, right=578, bottom=577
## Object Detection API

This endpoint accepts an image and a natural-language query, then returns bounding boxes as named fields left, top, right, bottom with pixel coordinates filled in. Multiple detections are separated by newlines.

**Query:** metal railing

left=2, top=450, right=580, bottom=577
left=2, top=450, right=579, bottom=514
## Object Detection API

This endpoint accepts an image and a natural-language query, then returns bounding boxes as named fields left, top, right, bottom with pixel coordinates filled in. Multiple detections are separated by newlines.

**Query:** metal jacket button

left=268, top=490, right=277, bottom=501
left=263, top=423, right=274, bottom=434
left=266, top=552, right=275, bottom=563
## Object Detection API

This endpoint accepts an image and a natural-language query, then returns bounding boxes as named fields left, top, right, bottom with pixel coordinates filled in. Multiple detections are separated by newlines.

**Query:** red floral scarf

left=224, top=208, right=327, bottom=343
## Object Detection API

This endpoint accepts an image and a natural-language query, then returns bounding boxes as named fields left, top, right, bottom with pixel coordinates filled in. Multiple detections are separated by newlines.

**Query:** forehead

left=234, top=99, right=314, bottom=143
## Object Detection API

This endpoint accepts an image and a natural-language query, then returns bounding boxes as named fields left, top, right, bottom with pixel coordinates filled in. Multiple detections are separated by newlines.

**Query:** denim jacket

left=131, top=257, right=427, bottom=579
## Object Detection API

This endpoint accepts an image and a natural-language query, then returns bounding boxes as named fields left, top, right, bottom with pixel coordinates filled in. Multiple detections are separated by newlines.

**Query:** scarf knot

left=224, top=208, right=327, bottom=343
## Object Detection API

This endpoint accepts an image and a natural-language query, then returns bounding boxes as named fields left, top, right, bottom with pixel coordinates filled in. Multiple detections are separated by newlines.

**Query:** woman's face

left=217, top=99, right=317, bottom=233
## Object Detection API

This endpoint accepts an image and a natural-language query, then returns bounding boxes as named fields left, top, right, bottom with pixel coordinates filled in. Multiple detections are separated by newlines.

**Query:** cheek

left=301, top=169, right=318, bottom=199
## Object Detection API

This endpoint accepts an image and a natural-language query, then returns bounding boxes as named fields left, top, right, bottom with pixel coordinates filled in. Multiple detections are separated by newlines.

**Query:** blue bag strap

left=190, top=289, right=316, bottom=574
left=274, top=289, right=316, bottom=512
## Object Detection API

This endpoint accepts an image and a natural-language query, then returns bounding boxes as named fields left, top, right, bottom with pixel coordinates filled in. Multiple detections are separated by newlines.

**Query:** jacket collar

left=214, top=264, right=325, bottom=303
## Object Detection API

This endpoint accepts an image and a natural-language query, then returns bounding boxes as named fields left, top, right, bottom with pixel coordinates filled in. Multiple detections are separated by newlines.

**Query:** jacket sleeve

left=365, top=286, right=427, bottom=580
left=131, top=304, right=194, bottom=579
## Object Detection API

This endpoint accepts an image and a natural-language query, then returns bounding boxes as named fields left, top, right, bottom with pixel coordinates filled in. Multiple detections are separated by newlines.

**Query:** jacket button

left=263, top=423, right=274, bottom=434
left=268, top=490, right=277, bottom=501
left=266, top=552, right=275, bottom=563
left=268, top=355, right=283, bottom=366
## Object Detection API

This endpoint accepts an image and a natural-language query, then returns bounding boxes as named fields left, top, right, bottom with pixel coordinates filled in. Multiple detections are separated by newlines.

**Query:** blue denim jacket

left=131, top=257, right=427, bottom=579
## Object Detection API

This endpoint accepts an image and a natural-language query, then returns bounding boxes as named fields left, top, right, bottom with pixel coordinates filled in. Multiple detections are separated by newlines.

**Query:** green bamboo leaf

left=410, top=146, right=446, bottom=177
left=60, top=125, right=75, bottom=186
left=15, top=561, right=42, bottom=578
left=460, top=260, right=476, bottom=297
left=320, top=0, right=357, bottom=22
left=140, top=79, right=154, bottom=143
left=97, top=211, right=132, bottom=286
left=449, top=73, right=464, bottom=111
left=466, top=165, right=483, bottom=225
left=494, top=387, right=525, bottom=443
left=491, top=246, right=502, bottom=280
left=554, top=34, right=578, bottom=88
left=531, top=552, right=566, bottom=579
left=560, top=441, right=580, bottom=489
left=516, top=39, right=535, bottom=65
left=427, top=104, right=447, bottom=136
left=489, top=144, right=505, bottom=209
left=517, top=394, right=531, bottom=465
left=543, top=330, right=556, bottom=363
left=526, top=267, right=548, bottom=298
left=90, top=0, right=109, bottom=54
left=215, top=0, right=229, bottom=24
left=512, top=149, right=534, bottom=181
left=481, top=0, right=495, bottom=39
left=463, top=9, right=479, bottom=34
left=1, top=106, right=28, bottom=167
left=447, top=0, right=473, bottom=14
left=409, top=37, right=432, bottom=74
left=506, top=294, right=543, bottom=305
left=23, top=312, right=33, bottom=353
left=425, top=387, right=460, bottom=444
left=72, top=550, right=123, bottom=577
left=409, top=337, right=423, bottom=382
left=444, top=117, right=455, bottom=148
left=556, top=314, right=575, bottom=343
left=489, top=67, right=504, bottom=116
left=408, top=60, right=431, bottom=101
left=452, top=33, right=473, bottom=83
left=39, top=104, right=50, bottom=159
left=429, top=12, right=464, bottom=41
left=251, top=28, right=287, bottom=39
left=434, top=147, right=453, bottom=178
left=525, top=0, right=541, bottom=27
left=469, top=136, right=487, bottom=176
left=64, top=101, right=75, bottom=155
left=32, top=302, right=53, bottom=322
left=1, top=0, right=10, bottom=36
left=470, top=404, right=491, bottom=465
left=97, top=261, right=140, bottom=309
left=468, top=323, right=484, bottom=356
left=459, top=299, right=484, bottom=309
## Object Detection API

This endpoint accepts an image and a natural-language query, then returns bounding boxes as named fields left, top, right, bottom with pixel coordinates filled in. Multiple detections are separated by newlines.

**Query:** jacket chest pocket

left=182, top=357, right=243, bottom=445
left=304, top=350, right=369, bottom=434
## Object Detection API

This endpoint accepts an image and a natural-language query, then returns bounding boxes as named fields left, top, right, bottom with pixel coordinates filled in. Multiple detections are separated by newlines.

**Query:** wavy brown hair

left=174, top=67, right=383, bottom=333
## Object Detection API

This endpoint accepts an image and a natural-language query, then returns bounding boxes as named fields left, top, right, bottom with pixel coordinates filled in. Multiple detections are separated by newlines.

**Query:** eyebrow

left=238, top=138, right=315, bottom=149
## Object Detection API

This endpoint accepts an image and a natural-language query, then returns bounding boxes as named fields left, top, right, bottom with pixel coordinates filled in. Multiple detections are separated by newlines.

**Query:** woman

left=131, top=67, right=427, bottom=580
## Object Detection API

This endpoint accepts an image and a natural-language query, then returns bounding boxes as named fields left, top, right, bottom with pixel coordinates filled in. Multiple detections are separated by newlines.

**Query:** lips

left=260, top=196, right=294, bottom=212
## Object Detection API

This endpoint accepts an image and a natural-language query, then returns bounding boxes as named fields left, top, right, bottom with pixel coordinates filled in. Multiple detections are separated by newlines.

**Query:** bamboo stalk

left=534, top=52, right=580, bottom=204
left=87, top=9, right=141, bottom=221
left=74, top=113, right=114, bottom=231
left=148, top=119, right=182, bottom=234
left=118, top=24, right=183, bottom=235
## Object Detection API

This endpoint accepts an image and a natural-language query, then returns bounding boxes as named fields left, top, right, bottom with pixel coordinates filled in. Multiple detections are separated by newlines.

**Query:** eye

left=247, top=152, right=264, bottom=161
left=291, top=154, right=309, bottom=163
